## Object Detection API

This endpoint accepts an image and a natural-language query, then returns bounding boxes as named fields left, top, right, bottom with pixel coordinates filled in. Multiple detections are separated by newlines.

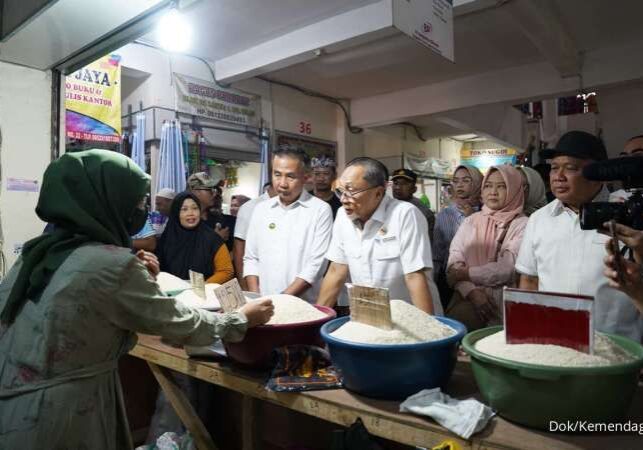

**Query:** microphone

left=582, top=156, right=643, bottom=189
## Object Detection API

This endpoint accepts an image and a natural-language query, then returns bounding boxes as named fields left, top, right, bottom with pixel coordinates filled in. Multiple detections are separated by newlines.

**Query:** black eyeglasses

left=335, top=185, right=377, bottom=199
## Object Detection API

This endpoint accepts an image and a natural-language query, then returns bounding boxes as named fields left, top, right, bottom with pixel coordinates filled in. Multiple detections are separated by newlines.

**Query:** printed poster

left=65, top=54, right=121, bottom=143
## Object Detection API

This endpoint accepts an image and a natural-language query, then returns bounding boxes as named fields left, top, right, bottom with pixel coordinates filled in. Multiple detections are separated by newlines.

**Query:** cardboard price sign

left=214, top=279, right=247, bottom=313
left=347, top=284, right=392, bottom=329
left=189, top=270, right=206, bottom=299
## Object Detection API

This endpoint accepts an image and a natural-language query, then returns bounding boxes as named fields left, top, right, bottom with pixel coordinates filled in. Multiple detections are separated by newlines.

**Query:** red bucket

left=224, top=305, right=336, bottom=369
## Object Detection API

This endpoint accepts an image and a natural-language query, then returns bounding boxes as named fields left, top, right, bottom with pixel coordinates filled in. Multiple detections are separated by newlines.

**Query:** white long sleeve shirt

left=243, top=190, right=333, bottom=302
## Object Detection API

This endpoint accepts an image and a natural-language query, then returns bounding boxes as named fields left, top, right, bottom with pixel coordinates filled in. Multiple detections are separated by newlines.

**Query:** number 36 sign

left=298, top=121, right=312, bottom=135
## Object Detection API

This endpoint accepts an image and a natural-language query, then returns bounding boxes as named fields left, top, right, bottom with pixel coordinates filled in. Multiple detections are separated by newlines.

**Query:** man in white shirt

left=244, top=148, right=333, bottom=302
left=317, top=157, right=441, bottom=314
left=516, top=131, right=642, bottom=341
left=233, top=182, right=276, bottom=289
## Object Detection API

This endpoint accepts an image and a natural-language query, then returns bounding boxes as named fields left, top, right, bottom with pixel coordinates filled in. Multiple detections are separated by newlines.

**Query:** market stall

left=130, top=334, right=643, bottom=450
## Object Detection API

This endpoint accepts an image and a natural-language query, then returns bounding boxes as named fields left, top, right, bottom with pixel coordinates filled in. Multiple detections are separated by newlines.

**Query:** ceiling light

left=157, top=7, right=191, bottom=53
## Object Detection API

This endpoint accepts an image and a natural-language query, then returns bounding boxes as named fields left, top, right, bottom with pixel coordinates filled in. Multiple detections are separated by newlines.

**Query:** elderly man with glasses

left=317, top=157, right=442, bottom=314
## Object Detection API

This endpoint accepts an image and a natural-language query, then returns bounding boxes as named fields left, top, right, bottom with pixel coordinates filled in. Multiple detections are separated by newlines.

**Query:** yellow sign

left=65, top=54, right=121, bottom=143
left=460, top=147, right=517, bottom=174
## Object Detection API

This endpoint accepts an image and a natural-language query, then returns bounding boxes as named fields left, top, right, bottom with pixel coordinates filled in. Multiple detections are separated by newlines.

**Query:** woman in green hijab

left=0, top=150, right=273, bottom=449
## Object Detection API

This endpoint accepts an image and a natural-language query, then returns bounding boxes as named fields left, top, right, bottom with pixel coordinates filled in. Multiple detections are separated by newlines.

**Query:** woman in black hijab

left=156, top=192, right=234, bottom=283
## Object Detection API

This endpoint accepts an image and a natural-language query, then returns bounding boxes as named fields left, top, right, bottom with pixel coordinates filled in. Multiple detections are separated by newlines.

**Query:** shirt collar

left=269, top=189, right=312, bottom=209
left=352, top=194, right=390, bottom=228
left=550, top=185, right=610, bottom=216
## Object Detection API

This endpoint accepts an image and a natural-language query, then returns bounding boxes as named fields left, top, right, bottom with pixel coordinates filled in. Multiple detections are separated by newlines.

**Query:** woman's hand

left=447, top=263, right=469, bottom=286
left=239, top=299, right=274, bottom=328
left=136, top=250, right=160, bottom=278
left=467, top=288, right=497, bottom=323
left=459, top=203, right=475, bottom=217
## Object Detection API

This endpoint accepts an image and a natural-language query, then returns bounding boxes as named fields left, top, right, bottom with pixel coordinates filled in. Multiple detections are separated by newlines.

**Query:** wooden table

left=130, top=335, right=642, bottom=450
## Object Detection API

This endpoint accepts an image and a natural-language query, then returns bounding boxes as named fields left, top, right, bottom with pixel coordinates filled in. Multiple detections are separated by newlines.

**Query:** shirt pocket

left=374, top=236, right=401, bottom=260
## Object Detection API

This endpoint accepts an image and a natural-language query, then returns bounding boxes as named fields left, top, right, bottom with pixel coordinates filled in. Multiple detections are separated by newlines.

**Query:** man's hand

left=604, top=222, right=643, bottom=263
left=604, top=239, right=643, bottom=311
left=466, top=288, right=496, bottom=323
left=215, top=224, right=230, bottom=242
left=136, top=250, right=160, bottom=278
left=317, top=262, right=349, bottom=308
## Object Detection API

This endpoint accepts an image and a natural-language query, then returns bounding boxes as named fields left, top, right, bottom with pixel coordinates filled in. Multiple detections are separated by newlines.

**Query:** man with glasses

left=244, top=147, right=333, bottom=302
left=317, top=157, right=442, bottom=314
left=187, top=172, right=236, bottom=250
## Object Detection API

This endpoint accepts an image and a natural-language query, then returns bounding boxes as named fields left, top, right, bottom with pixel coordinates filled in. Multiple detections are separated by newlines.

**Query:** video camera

left=579, top=156, right=643, bottom=231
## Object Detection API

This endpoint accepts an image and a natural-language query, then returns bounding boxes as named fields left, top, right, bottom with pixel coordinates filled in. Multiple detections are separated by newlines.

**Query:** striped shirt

left=431, top=204, right=472, bottom=277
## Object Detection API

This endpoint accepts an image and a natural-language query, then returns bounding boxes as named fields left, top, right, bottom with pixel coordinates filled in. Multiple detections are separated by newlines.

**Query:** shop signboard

left=174, top=73, right=261, bottom=128
left=65, top=54, right=121, bottom=143
left=460, top=147, right=518, bottom=173
left=394, top=0, right=454, bottom=62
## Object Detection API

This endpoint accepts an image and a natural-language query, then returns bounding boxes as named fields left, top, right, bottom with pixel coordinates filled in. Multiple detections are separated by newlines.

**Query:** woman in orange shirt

left=156, top=191, right=234, bottom=283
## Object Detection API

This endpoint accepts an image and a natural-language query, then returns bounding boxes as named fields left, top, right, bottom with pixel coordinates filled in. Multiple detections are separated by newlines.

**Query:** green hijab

left=0, top=149, right=150, bottom=325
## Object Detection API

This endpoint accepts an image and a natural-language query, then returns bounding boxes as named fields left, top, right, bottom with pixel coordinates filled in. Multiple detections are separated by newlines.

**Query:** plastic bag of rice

left=330, top=300, right=457, bottom=345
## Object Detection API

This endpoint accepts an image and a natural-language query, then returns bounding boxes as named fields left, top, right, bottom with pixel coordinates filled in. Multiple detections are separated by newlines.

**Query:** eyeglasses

left=335, top=185, right=377, bottom=199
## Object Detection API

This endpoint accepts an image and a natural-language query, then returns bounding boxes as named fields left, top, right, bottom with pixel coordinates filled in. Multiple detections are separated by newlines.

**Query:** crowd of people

left=132, top=132, right=643, bottom=342
left=1, top=130, right=642, bottom=447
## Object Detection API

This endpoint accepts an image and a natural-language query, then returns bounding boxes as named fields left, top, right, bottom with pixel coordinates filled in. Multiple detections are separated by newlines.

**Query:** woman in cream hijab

left=518, top=166, right=548, bottom=216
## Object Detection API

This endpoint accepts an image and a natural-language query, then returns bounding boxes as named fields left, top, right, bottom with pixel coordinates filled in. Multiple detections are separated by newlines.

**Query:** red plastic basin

left=223, top=305, right=336, bottom=369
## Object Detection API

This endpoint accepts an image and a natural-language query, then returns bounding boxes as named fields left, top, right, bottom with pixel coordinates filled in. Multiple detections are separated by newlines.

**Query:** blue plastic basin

left=321, top=316, right=467, bottom=400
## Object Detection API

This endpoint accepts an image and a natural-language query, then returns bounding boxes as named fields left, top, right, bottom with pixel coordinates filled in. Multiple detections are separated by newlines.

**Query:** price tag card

left=213, top=279, right=247, bottom=313
left=189, top=270, right=206, bottom=299
left=347, top=283, right=392, bottom=330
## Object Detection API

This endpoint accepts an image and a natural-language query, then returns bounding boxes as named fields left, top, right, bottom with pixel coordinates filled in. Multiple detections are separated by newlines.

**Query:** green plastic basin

left=462, top=326, right=643, bottom=430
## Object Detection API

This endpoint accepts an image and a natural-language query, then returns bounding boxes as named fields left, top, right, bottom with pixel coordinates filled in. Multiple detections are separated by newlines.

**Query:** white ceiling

left=145, top=0, right=643, bottom=100
left=147, top=0, right=380, bottom=60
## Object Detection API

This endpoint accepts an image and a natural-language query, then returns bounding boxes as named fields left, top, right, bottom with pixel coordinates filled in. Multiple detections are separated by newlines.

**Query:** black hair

left=346, top=157, right=389, bottom=187
left=273, top=145, right=311, bottom=169
left=626, top=134, right=643, bottom=142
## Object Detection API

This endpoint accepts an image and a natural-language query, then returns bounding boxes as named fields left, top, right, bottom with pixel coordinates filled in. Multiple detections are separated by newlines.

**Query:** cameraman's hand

left=603, top=222, right=643, bottom=263
left=604, top=240, right=643, bottom=313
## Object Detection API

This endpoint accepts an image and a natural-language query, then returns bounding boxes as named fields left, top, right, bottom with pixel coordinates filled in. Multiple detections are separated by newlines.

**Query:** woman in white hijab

left=518, top=166, right=548, bottom=216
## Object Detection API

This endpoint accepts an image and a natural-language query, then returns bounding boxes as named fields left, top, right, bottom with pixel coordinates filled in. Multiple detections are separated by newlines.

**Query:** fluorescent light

left=157, top=8, right=191, bottom=53
left=451, top=133, right=478, bottom=141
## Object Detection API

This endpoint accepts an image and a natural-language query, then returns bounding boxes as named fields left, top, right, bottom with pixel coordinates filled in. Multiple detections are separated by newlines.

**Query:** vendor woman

left=155, top=191, right=235, bottom=284
left=0, top=150, right=273, bottom=449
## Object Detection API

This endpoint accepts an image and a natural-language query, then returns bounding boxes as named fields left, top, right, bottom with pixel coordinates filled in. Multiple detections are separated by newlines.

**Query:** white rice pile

left=156, top=272, right=191, bottom=293
left=330, top=300, right=457, bottom=345
left=475, top=331, right=635, bottom=367
left=252, top=294, right=327, bottom=325
left=174, top=284, right=221, bottom=310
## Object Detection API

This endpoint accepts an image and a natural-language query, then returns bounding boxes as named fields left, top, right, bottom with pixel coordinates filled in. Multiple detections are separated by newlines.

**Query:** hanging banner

left=460, top=147, right=518, bottom=174
left=174, top=73, right=261, bottom=127
left=65, top=54, right=121, bottom=143
left=404, top=153, right=453, bottom=179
